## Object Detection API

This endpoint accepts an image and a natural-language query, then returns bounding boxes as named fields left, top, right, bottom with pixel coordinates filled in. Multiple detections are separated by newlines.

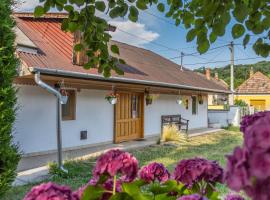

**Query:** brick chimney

left=214, top=72, right=219, bottom=80
left=250, top=67, right=254, bottom=78
left=205, top=68, right=211, bottom=80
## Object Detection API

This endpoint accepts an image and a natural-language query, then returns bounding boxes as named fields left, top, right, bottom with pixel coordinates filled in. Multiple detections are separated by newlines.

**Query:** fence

left=208, top=106, right=253, bottom=128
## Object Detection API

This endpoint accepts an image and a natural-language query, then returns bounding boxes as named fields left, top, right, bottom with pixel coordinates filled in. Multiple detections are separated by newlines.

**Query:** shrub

left=161, top=124, right=187, bottom=142
left=234, top=99, right=248, bottom=107
left=0, top=0, right=20, bottom=196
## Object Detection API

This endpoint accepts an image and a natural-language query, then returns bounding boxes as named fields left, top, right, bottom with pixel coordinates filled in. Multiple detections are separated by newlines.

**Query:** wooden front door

left=114, top=92, right=144, bottom=143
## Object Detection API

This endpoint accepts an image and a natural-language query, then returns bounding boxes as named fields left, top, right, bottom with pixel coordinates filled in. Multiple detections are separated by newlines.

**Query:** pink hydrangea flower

left=173, top=158, right=223, bottom=187
left=225, top=111, right=270, bottom=200
left=177, top=194, right=208, bottom=200
left=225, top=194, right=245, bottom=200
left=240, top=111, right=267, bottom=134
left=93, top=149, right=138, bottom=182
left=23, top=182, right=78, bottom=200
left=139, top=162, right=170, bottom=183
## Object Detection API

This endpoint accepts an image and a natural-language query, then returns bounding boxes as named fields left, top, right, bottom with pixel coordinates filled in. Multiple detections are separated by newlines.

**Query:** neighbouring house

left=197, top=68, right=229, bottom=110
left=13, top=13, right=229, bottom=171
left=235, top=68, right=270, bottom=112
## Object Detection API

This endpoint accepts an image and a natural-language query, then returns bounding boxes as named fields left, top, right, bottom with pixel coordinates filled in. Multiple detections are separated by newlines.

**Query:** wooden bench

left=161, top=115, right=189, bottom=133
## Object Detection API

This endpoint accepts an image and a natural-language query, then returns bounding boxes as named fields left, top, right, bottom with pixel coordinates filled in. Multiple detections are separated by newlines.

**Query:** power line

left=116, top=28, right=181, bottom=52
left=184, top=56, right=262, bottom=66
left=169, top=44, right=229, bottom=60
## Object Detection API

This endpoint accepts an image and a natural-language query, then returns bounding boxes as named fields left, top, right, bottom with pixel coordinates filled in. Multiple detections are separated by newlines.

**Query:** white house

left=13, top=13, right=229, bottom=171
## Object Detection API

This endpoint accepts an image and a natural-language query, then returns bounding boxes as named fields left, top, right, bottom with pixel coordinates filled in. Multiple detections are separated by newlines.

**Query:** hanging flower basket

left=176, top=97, right=183, bottom=105
left=105, top=93, right=118, bottom=104
left=145, top=94, right=153, bottom=105
left=198, top=95, right=204, bottom=105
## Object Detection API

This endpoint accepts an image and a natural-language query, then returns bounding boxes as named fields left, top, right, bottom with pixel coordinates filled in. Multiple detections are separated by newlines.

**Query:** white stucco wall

left=208, top=106, right=241, bottom=128
left=14, top=85, right=209, bottom=154
left=144, top=94, right=208, bottom=137
left=14, top=85, right=114, bottom=154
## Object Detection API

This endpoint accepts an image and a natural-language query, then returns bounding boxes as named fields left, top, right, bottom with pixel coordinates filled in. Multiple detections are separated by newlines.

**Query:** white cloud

left=109, top=21, right=159, bottom=47
left=15, top=0, right=41, bottom=11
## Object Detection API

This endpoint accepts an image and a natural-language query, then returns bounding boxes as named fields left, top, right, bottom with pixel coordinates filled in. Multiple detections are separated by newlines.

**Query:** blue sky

left=16, top=0, right=270, bottom=70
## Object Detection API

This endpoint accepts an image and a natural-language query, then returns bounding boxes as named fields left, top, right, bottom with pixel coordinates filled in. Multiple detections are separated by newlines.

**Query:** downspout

left=34, top=72, right=68, bottom=173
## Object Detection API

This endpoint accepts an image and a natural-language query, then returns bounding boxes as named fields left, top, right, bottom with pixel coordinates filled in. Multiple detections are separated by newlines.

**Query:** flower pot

left=146, top=98, right=152, bottom=105
left=109, top=97, right=117, bottom=105
left=176, top=99, right=182, bottom=105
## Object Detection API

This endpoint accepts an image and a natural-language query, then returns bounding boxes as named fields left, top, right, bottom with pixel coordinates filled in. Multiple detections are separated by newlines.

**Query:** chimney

left=205, top=68, right=211, bottom=80
left=214, top=72, right=219, bottom=80
left=250, top=67, right=254, bottom=78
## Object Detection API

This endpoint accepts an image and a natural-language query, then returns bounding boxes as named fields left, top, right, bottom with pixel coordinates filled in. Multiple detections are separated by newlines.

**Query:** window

left=131, top=95, right=140, bottom=119
left=192, top=96, right=197, bottom=115
left=62, top=90, right=76, bottom=120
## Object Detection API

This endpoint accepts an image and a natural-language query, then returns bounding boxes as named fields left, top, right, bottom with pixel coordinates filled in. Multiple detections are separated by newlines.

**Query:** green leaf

left=157, top=3, right=165, bottom=12
left=243, top=34, right=250, bottom=48
left=68, top=22, right=78, bottom=32
left=233, top=3, right=248, bottom=23
left=81, top=185, right=105, bottom=200
left=209, top=32, right=217, bottom=43
left=197, top=40, right=210, bottom=54
left=186, top=29, right=196, bottom=42
left=34, top=6, right=44, bottom=17
left=212, top=22, right=225, bottom=36
left=119, top=59, right=126, bottom=64
left=129, top=6, right=139, bottom=22
left=110, top=192, right=133, bottom=200
left=64, top=5, right=74, bottom=12
left=95, top=1, right=106, bottom=12
left=232, top=24, right=245, bottom=39
left=109, top=7, right=120, bottom=18
left=136, top=0, right=148, bottom=10
left=74, top=44, right=83, bottom=52
left=111, top=44, right=120, bottom=55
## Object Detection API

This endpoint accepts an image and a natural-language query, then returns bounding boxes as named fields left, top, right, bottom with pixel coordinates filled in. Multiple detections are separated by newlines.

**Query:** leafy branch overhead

left=35, top=0, right=270, bottom=77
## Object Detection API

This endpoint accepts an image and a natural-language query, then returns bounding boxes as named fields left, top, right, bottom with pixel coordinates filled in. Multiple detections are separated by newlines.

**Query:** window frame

left=191, top=96, right=198, bottom=115
left=61, top=89, right=76, bottom=121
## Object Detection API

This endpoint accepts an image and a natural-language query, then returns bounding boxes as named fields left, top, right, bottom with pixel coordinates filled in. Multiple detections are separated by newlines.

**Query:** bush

left=234, top=99, right=248, bottom=107
left=0, top=0, right=20, bottom=196
left=161, top=124, right=187, bottom=143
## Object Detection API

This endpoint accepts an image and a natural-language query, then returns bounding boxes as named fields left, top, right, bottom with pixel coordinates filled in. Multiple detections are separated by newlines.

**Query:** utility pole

left=180, top=52, right=184, bottom=70
left=229, top=41, right=234, bottom=105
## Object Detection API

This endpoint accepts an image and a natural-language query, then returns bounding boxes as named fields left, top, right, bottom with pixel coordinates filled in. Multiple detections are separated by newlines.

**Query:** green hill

left=194, top=61, right=270, bottom=89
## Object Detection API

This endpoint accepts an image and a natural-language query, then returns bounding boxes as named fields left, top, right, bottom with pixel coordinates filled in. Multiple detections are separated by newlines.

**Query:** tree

left=0, top=0, right=21, bottom=196
left=34, top=0, right=270, bottom=77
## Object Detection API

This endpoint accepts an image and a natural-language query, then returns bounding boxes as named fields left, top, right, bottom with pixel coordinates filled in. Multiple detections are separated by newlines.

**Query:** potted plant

left=176, top=97, right=183, bottom=105
left=198, top=94, right=204, bottom=104
left=105, top=93, right=118, bottom=104
left=145, top=94, right=153, bottom=105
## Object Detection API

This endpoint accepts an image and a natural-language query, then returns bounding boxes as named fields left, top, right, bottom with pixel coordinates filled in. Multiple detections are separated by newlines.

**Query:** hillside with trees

left=194, top=61, right=270, bottom=89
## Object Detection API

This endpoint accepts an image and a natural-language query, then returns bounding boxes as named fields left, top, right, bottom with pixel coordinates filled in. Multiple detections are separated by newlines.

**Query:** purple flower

left=240, top=111, right=267, bottom=134
left=225, top=147, right=250, bottom=191
left=225, top=111, right=270, bottom=200
left=177, top=194, right=208, bottom=200
left=243, top=113, right=270, bottom=152
left=139, top=162, right=170, bottom=183
left=93, top=149, right=138, bottom=182
left=225, top=194, right=245, bottom=200
left=173, top=158, right=223, bottom=187
left=23, top=182, right=78, bottom=200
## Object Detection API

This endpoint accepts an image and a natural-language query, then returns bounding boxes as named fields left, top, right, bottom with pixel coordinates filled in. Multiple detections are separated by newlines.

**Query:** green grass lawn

left=3, top=130, right=243, bottom=200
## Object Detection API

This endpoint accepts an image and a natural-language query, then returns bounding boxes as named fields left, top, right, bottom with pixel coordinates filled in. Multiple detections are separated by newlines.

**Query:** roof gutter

left=29, top=67, right=231, bottom=94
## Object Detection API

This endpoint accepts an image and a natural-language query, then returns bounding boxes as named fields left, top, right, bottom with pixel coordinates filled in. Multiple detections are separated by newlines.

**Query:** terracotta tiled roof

left=236, top=71, right=270, bottom=94
left=15, top=13, right=229, bottom=93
